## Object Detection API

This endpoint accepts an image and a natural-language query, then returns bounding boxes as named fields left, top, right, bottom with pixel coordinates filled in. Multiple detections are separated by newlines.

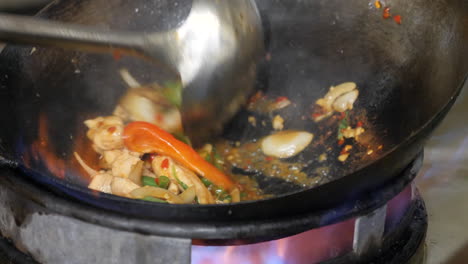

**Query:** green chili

left=142, top=196, right=168, bottom=203
left=201, top=178, right=213, bottom=187
left=162, top=81, right=183, bottom=108
left=158, top=176, right=171, bottom=189
left=142, top=176, right=158, bottom=187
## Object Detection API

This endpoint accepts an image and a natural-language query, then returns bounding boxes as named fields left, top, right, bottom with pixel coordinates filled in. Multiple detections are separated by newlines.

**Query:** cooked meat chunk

left=111, top=177, right=140, bottom=197
left=84, top=116, right=125, bottom=153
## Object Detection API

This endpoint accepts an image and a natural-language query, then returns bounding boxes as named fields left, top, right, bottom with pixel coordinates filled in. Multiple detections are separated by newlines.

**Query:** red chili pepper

left=161, top=158, right=169, bottom=169
left=383, top=7, right=391, bottom=19
left=338, top=139, right=345, bottom=146
left=107, top=126, right=116, bottom=133
left=393, top=15, right=402, bottom=24
left=155, top=177, right=160, bottom=185
left=356, top=121, right=363, bottom=127
left=123, top=122, right=234, bottom=190
left=275, top=96, right=289, bottom=103
left=265, top=156, right=273, bottom=162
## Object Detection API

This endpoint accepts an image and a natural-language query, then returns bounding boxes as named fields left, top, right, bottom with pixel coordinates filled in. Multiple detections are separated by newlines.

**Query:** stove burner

left=0, top=152, right=427, bottom=263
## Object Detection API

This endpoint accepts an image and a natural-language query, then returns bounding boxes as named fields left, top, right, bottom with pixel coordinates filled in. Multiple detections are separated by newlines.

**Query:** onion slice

left=131, top=186, right=183, bottom=204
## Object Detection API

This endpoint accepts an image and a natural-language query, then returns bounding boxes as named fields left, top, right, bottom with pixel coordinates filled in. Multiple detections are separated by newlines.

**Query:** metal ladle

left=0, top=0, right=264, bottom=142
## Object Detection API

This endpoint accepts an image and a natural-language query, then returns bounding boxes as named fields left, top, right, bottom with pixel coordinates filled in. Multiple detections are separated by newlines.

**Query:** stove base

left=0, top=197, right=428, bottom=264
left=324, top=197, right=427, bottom=264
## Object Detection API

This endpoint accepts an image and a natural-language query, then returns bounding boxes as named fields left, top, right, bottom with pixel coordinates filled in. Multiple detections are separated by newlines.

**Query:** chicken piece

left=113, top=87, right=183, bottom=134
left=84, top=116, right=124, bottom=153
left=88, top=174, right=113, bottom=193
left=111, top=177, right=141, bottom=198
left=109, top=149, right=143, bottom=181
left=101, top=149, right=123, bottom=169
left=152, top=156, right=214, bottom=204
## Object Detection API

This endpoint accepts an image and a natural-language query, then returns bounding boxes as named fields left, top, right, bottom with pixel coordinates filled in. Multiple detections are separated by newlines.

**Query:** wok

left=0, top=0, right=466, bottom=227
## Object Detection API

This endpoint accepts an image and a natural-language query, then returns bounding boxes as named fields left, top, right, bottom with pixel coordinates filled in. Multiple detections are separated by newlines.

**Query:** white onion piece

left=261, top=131, right=314, bottom=159
left=332, top=90, right=359, bottom=112
left=178, top=186, right=197, bottom=204
left=119, top=68, right=141, bottom=88
left=230, top=188, right=241, bottom=203
left=127, top=160, right=144, bottom=185
left=88, top=174, right=113, bottom=194
left=111, top=177, right=140, bottom=197
left=131, top=186, right=183, bottom=204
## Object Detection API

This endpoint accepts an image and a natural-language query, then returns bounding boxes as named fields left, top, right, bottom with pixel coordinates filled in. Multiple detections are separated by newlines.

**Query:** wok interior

left=0, top=0, right=466, bottom=202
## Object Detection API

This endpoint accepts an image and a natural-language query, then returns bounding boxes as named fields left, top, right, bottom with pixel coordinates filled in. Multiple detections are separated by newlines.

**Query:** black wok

left=0, top=0, right=466, bottom=233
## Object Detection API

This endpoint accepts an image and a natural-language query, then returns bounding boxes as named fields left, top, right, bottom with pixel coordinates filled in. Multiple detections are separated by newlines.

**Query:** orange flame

left=26, top=114, right=99, bottom=182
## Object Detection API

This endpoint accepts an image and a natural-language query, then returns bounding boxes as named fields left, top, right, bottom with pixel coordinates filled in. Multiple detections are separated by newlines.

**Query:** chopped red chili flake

left=339, top=112, right=346, bottom=120
left=374, top=0, right=382, bottom=9
left=112, top=50, right=122, bottom=61
left=265, top=156, right=273, bottom=162
left=155, top=113, right=164, bottom=123
left=356, top=121, right=363, bottom=127
left=383, top=7, right=391, bottom=19
left=248, top=91, right=264, bottom=104
left=155, top=177, right=160, bottom=185
left=393, top=15, right=402, bottom=24
left=338, top=139, right=345, bottom=146
left=161, top=158, right=169, bottom=169
left=312, top=113, right=322, bottom=119
left=107, top=126, right=116, bottom=133
left=275, top=96, right=289, bottom=103
left=149, top=154, right=157, bottom=162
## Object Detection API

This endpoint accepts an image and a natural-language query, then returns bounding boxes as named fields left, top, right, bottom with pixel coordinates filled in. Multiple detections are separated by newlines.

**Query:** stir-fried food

left=76, top=69, right=366, bottom=204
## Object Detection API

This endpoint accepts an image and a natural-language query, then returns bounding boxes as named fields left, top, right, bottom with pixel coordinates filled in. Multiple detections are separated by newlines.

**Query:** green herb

left=212, top=150, right=224, bottom=170
left=158, top=176, right=171, bottom=189
left=142, top=176, right=158, bottom=187
left=162, top=81, right=183, bottom=108
left=337, top=111, right=350, bottom=140
left=142, top=196, right=168, bottom=203
left=214, top=187, right=231, bottom=201
left=172, top=132, right=192, bottom=146
left=240, top=192, right=248, bottom=199
left=201, top=178, right=213, bottom=187
left=172, top=165, right=188, bottom=190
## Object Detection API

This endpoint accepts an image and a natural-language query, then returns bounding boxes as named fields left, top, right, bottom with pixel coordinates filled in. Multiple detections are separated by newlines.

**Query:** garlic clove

left=261, top=131, right=314, bottom=158
left=332, top=90, right=359, bottom=112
